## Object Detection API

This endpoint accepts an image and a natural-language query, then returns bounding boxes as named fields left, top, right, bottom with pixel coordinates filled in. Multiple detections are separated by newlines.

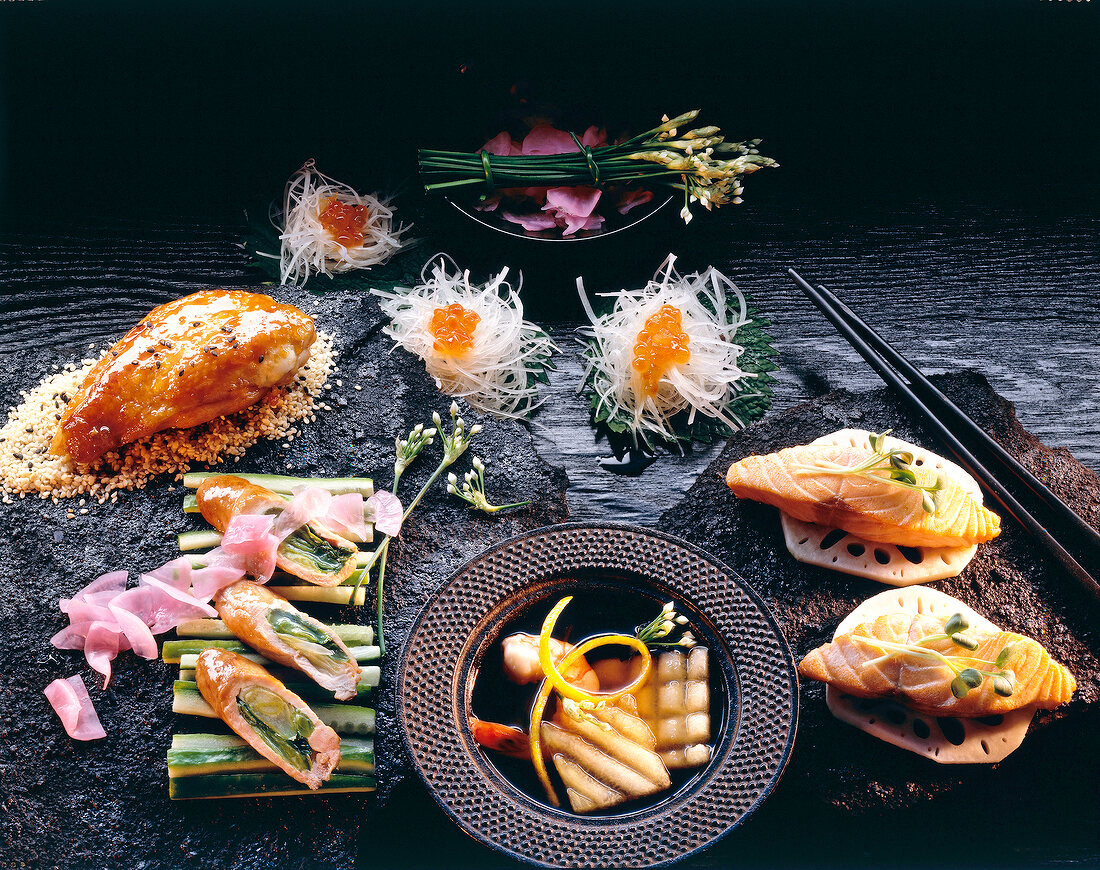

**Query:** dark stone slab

left=659, top=371, right=1100, bottom=819
left=0, top=287, right=569, bottom=870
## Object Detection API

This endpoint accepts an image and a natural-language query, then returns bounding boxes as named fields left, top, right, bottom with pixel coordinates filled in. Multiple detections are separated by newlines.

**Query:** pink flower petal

left=501, top=211, right=560, bottom=232
left=44, top=676, right=106, bottom=741
left=522, top=125, right=580, bottom=155
left=325, top=493, right=368, bottom=543
left=617, top=188, right=655, bottom=214
left=580, top=125, right=608, bottom=148
left=479, top=131, right=522, bottom=157
left=84, top=621, right=121, bottom=688
left=366, top=490, right=404, bottom=537
left=474, top=193, right=502, bottom=213
left=543, top=186, right=602, bottom=219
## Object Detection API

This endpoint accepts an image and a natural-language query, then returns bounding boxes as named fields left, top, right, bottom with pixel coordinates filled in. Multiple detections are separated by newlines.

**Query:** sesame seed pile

left=0, top=331, right=337, bottom=504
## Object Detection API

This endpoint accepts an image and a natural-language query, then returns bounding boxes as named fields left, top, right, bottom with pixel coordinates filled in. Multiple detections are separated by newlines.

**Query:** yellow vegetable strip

left=529, top=596, right=653, bottom=807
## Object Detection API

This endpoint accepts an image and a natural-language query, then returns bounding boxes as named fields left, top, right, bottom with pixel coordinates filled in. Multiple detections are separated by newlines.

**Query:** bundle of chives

left=419, top=110, right=777, bottom=223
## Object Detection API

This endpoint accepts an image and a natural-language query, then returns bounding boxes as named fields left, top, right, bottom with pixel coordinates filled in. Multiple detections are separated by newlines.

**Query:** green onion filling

left=266, top=606, right=352, bottom=675
left=236, top=686, right=316, bottom=771
left=278, top=524, right=355, bottom=575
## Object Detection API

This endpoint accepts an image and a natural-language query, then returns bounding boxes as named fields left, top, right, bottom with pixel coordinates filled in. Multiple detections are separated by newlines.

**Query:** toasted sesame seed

left=0, top=332, right=337, bottom=500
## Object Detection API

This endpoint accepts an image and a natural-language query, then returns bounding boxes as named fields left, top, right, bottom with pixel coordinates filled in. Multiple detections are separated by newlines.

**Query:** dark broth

left=469, top=586, right=729, bottom=818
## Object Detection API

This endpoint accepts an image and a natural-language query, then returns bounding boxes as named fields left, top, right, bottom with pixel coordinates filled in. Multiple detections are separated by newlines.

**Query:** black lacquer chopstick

left=824, top=285, right=1100, bottom=557
left=787, top=268, right=1100, bottom=599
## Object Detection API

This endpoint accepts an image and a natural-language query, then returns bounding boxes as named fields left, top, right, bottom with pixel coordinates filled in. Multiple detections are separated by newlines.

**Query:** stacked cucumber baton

left=165, top=406, right=492, bottom=798
left=167, top=472, right=379, bottom=799
left=179, top=473, right=375, bottom=606
left=164, top=620, right=378, bottom=799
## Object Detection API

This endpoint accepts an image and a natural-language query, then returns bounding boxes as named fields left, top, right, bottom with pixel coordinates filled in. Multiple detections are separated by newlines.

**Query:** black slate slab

left=0, top=287, right=569, bottom=869
left=659, top=372, right=1100, bottom=820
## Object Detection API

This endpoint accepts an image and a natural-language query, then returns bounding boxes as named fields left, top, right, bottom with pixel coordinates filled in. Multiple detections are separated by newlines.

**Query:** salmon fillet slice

left=726, top=443, right=1001, bottom=548
left=799, top=613, right=1076, bottom=717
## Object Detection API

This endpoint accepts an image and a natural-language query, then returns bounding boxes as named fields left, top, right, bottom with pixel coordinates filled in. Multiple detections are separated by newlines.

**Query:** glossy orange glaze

left=318, top=196, right=369, bottom=247
left=195, top=475, right=286, bottom=532
left=429, top=303, right=480, bottom=355
left=632, top=305, right=690, bottom=397
left=50, top=290, right=316, bottom=464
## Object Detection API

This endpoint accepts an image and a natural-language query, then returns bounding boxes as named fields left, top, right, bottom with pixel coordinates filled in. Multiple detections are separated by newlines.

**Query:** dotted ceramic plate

left=397, top=523, right=798, bottom=868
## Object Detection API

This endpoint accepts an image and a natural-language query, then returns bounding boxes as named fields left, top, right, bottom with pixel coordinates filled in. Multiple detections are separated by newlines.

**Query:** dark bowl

left=397, top=522, right=799, bottom=869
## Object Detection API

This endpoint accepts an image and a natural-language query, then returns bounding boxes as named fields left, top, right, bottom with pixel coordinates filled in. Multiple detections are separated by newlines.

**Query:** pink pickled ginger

left=44, top=676, right=106, bottom=741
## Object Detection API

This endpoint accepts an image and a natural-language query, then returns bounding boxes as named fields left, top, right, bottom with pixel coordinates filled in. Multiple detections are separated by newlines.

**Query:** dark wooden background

left=1, top=0, right=1099, bottom=867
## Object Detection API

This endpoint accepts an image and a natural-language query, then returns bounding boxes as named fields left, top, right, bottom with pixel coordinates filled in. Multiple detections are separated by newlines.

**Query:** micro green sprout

left=853, top=612, right=1016, bottom=700
left=636, top=601, right=697, bottom=649
left=793, top=429, right=945, bottom=513
left=447, top=456, right=531, bottom=514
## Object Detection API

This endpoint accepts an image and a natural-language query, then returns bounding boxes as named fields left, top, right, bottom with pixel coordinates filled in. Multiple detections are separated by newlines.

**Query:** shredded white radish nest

left=579, top=254, right=763, bottom=445
left=372, top=256, right=556, bottom=420
left=277, top=159, right=407, bottom=286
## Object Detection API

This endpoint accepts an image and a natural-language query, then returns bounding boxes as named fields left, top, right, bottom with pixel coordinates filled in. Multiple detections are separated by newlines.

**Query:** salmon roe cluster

left=430, top=303, right=481, bottom=355
left=318, top=196, right=370, bottom=247
left=632, top=305, right=691, bottom=397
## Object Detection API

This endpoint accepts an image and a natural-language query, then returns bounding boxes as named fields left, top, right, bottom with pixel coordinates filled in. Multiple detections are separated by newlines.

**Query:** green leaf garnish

left=855, top=612, right=1015, bottom=700
left=792, top=430, right=943, bottom=514
left=995, top=643, right=1017, bottom=669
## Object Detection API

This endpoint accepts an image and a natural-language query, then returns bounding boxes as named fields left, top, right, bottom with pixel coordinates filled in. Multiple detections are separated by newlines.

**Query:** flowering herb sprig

left=636, top=601, right=697, bottom=650
left=855, top=613, right=1016, bottom=699
left=794, top=430, right=945, bottom=513
left=419, top=110, right=777, bottom=225
left=359, top=402, right=481, bottom=655
left=447, top=456, right=530, bottom=514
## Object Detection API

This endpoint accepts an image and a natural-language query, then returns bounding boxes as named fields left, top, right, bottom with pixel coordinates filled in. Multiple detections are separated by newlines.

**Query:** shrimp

left=469, top=717, right=533, bottom=760
left=501, top=632, right=600, bottom=694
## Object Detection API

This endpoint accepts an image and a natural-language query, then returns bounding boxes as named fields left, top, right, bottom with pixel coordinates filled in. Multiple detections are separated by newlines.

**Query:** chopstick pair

left=787, top=268, right=1100, bottom=600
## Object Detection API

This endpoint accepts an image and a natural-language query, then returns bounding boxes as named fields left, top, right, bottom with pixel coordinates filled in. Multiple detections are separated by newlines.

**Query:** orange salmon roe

left=430, top=304, right=481, bottom=355
left=632, top=305, right=690, bottom=397
left=318, top=196, right=370, bottom=247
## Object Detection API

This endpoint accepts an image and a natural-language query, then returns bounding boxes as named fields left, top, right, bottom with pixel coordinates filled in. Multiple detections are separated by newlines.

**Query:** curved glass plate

left=447, top=194, right=674, bottom=243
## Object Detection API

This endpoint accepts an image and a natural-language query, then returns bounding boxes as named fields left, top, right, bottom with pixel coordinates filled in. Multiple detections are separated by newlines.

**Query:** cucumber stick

left=266, top=585, right=366, bottom=606
left=177, top=530, right=226, bottom=552
left=178, top=665, right=380, bottom=690
left=184, top=543, right=374, bottom=567
left=172, top=682, right=375, bottom=735
left=168, top=733, right=374, bottom=777
left=169, top=772, right=375, bottom=800
left=182, top=472, right=374, bottom=496
left=162, top=639, right=379, bottom=664
left=166, top=580, right=368, bottom=606
left=173, top=620, right=374, bottom=646
left=175, top=677, right=371, bottom=702
left=181, top=557, right=368, bottom=589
